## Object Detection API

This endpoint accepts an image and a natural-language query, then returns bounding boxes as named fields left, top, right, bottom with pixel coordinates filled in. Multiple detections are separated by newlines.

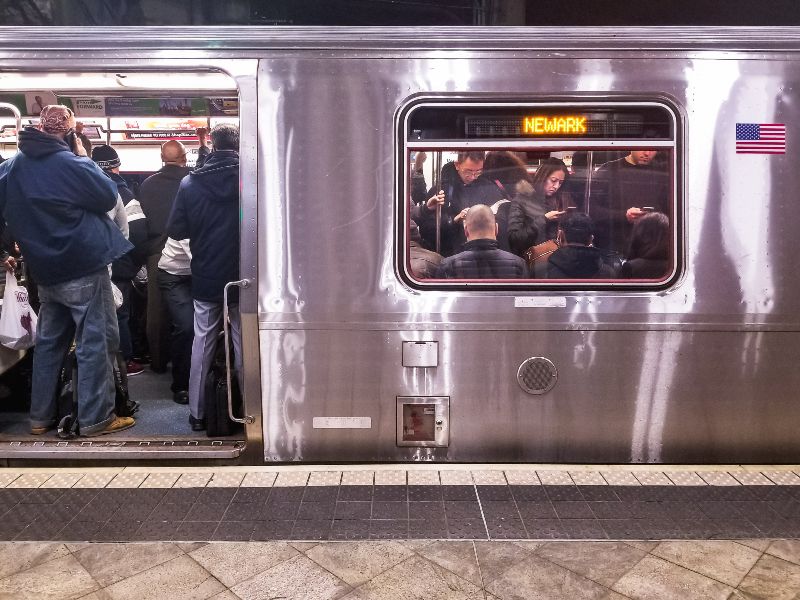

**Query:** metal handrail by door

left=223, top=278, right=255, bottom=425
left=0, top=103, right=21, bottom=147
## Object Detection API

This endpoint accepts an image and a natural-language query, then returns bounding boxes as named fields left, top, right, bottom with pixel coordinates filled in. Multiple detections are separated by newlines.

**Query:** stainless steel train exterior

left=0, top=27, right=799, bottom=464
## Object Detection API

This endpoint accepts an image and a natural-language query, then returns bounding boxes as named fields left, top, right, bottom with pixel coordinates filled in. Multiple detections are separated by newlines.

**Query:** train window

left=398, top=100, right=680, bottom=290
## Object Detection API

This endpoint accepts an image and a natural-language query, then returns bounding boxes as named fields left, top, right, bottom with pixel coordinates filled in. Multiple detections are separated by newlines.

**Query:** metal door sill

left=0, top=439, right=245, bottom=459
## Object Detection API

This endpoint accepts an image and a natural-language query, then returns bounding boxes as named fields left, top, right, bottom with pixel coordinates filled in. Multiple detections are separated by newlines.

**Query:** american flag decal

left=736, top=123, right=786, bottom=154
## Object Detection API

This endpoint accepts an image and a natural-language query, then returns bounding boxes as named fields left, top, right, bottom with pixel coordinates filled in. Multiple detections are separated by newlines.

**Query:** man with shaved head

left=0, top=105, right=135, bottom=436
left=435, top=204, right=528, bottom=279
left=137, top=137, right=201, bottom=378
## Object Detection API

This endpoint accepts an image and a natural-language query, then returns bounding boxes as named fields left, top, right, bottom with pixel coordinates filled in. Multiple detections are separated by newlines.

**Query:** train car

left=0, top=26, right=797, bottom=464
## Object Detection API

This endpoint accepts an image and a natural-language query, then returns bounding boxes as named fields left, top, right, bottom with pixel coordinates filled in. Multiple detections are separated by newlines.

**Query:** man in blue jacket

left=0, top=105, right=135, bottom=436
left=167, top=123, right=241, bottom=431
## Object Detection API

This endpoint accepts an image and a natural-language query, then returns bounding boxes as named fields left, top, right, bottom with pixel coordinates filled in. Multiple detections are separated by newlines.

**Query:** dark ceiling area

left=1, top=0, right=799, bottom=26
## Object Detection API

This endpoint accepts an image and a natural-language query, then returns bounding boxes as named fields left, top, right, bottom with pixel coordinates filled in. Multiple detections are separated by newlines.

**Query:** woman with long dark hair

left=619, top=211, right=670, bottom=278
left=507, top=157, right=570, bottom=257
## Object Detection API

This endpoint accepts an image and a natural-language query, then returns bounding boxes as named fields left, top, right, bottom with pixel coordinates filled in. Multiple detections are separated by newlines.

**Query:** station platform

left=0, top=464, right=797, bottom=599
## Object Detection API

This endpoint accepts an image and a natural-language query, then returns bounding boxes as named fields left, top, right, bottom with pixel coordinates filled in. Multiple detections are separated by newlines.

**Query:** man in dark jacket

left=589, top=150, right=669, bottom=256
left=137, top=139, right=190, bottom=373
left=547, top=212, right=617, bottom=279
left=0, top=105, right=134, bottom=436
left=167, top=123, right=241, bottom=431
left=92, top=144, right=148, bottom=376
left=417, top=152, right=506, bottom=257
left=435, top=205, right=528, bottom=279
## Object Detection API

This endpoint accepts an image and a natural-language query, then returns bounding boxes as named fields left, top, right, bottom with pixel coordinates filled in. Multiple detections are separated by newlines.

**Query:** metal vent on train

left=517, top=357, right=558, bottom=395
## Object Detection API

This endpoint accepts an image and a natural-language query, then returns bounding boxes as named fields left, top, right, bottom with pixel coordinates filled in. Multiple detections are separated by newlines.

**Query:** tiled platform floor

left=0, top=466, right=799, bottom=598
left=0, top=467, right=799, bottom=542
left=1, top=539, right=799, bottom=599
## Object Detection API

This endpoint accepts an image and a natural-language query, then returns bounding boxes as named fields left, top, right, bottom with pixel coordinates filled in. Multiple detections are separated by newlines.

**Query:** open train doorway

left=0, top=69, right=250, bottom=459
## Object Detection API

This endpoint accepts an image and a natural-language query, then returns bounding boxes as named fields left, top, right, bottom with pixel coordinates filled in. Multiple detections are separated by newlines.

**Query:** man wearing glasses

left=417, top=151, right=505, bottom=257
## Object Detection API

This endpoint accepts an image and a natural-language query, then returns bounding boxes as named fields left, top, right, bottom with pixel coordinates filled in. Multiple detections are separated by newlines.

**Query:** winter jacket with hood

left=167, top=149, right=240, bottom=303
left=0, top=127, right=131, bottom=286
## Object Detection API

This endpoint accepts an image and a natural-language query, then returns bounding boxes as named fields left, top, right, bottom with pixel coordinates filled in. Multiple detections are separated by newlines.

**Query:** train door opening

left=0, top=69, right=253, bottom=459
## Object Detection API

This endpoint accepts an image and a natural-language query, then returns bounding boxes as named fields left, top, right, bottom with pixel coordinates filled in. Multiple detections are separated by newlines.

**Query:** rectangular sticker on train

left=514, top=297, right=567, bottom=308
left=312, top=417, right=372, bottom=429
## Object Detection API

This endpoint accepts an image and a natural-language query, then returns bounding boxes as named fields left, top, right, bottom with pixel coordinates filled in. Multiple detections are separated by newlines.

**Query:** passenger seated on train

left=547, top=212, right=616, bottom=279
left=409, top=219, right=442, bottom=279
left=619, top=211, right=670, bottom=279
left=483, top=151, right=532, bottom=252
left=417, top=151, right=506, bottom=257
left=507, top=158, right=570, bottom=258
left=434, top=205, right=528, bottom=279
left=589, top=150, right=669, bottom=257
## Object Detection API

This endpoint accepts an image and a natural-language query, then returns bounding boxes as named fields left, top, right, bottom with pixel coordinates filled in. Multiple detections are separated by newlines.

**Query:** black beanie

left=91, top=144, right=120, bottom=170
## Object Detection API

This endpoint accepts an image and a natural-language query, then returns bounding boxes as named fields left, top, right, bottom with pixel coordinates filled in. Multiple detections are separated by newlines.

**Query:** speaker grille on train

left=517, top=357, right=558, bottom=395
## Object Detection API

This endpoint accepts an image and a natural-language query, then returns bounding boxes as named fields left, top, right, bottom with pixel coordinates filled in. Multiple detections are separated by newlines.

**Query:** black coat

left=547, top=245, right=617, bottom=279
left=589, top=157, right=669, bottom=256
left=435, top=238, right=528, bottom=279
left=139, top=164, right=190, bottom=257
left=507, top=180, right=560, bottom=257
left=619, top=258, right=668, bottom=279
left=417, top=162, right=506, bottom=257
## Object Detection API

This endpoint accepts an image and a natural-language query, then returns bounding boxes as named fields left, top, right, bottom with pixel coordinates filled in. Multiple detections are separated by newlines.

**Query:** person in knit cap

left=0, top=105, right=135, bottom=436
left=92, top=144, right=149, bottom=377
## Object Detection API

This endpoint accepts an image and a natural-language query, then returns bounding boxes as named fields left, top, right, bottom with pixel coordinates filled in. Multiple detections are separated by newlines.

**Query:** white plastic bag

left=0, top=271, right=38, bottom=350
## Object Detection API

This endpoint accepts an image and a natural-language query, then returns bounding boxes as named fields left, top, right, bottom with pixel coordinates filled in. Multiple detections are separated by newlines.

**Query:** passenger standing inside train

left=589, top=150, right=669, bottom=257
left=409, top=219, right=442, bottom=279
left=138, top=139, right=190, bottom=373
left=157, top=237, right=193, bottom=405
left=0, top=105, right=134, bottom=436
left=167, top=123, right=241, bottom=432
left=483, top=151, right=532, bottom=252
left=92, top=144, right=148, bottom=377
left=506, top=158, right=570, bottom=257
left=75, top=122, right=92, bottom=157
left=619, top=211, right=670, bottom=279
left=417, top=151, right=506, bottom=257
left=435, top=205, right=528, bottom=279
left=546, top=212, right=616, bottom=279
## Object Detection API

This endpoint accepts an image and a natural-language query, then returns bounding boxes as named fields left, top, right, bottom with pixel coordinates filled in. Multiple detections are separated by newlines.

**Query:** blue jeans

left=31, top=268, right=118, bottom=435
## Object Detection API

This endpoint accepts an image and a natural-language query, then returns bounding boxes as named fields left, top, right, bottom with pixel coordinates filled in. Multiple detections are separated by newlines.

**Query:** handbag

left=0, top=271, right=38, bottom=350
left=524, top=228, right=565, bottom=271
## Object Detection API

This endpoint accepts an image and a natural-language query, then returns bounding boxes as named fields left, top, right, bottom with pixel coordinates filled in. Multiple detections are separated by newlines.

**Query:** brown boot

left=84, top=416, right=135, bottom=437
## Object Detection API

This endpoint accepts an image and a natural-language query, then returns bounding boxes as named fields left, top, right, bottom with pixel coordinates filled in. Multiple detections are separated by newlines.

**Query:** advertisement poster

left=66, top=97, right=107, bottom=118
left=105, top=97, right=161, bottom=117
left=122, top=118, right=206, bottom=141
left=207, top=97, right=239, bottom=116
left=25, top=92, right=57, bottom=116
